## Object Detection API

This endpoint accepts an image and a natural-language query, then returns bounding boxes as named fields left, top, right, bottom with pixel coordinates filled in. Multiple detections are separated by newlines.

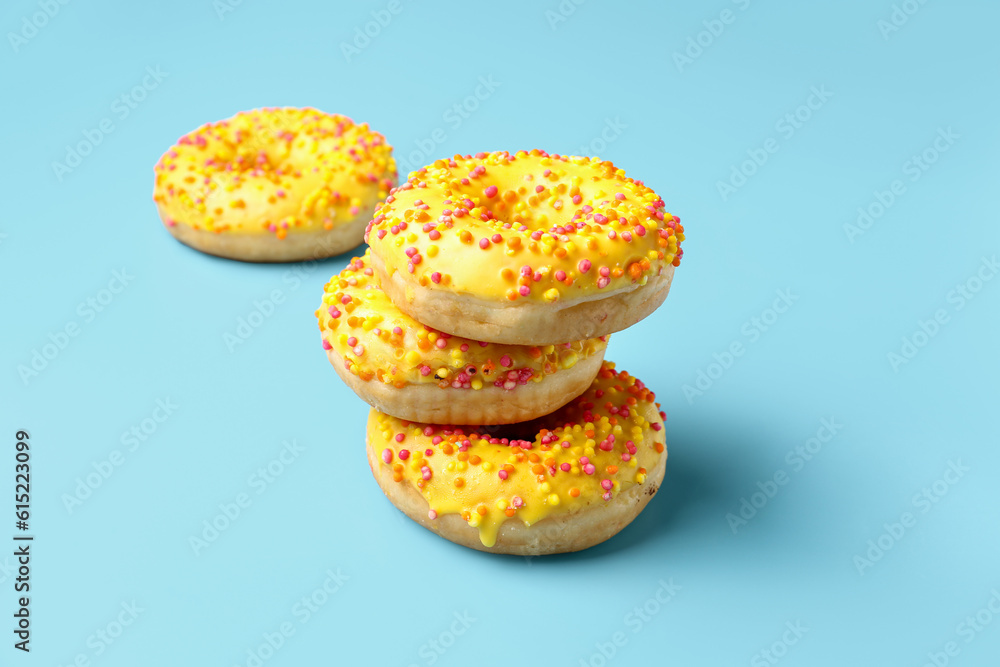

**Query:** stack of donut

left=316, top=150, right=685, bottom=555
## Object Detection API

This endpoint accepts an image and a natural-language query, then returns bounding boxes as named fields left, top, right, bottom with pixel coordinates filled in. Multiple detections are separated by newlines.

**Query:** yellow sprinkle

left=560, top=352, right=579, bottom=369
left=547, top=493, right=560, bottom=506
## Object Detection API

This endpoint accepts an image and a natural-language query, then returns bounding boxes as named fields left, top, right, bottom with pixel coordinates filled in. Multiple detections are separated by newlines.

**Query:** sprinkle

left=381, top=448, right=393, bottom=464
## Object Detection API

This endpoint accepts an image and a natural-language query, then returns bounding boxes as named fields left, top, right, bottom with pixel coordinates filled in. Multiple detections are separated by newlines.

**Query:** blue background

left=2, top=0, right=998, bottom=665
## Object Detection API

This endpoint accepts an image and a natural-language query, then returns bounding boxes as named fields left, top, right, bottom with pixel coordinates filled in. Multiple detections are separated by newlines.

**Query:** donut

left=153, top=107, right=396, bottom=262
left=316, top=251, right=608, bottom=424
left=365, top=150, right=684, bottom=345
left=365, top=361, right=667, bottom=555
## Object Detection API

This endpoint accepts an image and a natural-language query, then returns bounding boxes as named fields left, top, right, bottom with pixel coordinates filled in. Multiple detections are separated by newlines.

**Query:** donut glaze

left=153, top=107, right=395, bottom=260
left=316, top=251, right=608, bottom=423
left=364, top=150, right=684, bottom=341
left=367, top=361, right=666, bottom=552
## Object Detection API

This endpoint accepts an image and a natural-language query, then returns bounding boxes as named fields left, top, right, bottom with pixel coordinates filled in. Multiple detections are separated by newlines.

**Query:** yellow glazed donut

left=365, top=150, right=684, bottom=345
left=153, top=107, right=396, bottom=262
left=316, top=251, right=608, bottom=424
left=366, top=361, right=667, bottom=555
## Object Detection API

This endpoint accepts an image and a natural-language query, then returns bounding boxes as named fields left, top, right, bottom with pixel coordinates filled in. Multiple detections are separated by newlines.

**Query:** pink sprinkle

left=420, top=365, right=432, bottom=376
left=601, top=479, right=613, bottom=490
left=421, top=466, right=432, bottom=481
left=429, top=229, right=441, bottom=240
left=616, top=193, right=626, bottom=200
left=561, top=440, right=571, bottom=448
left=393, top=326, right=403, bottom=335
left=395, top=434, right=405, bottom=443
left=518, top=285, right=530, bottom=296
left=353, top=344, right=365, bottom=356
left=428, top=510, right=438, bottom=520
left=499, top=355, right=512, bottom=367
left=435, top=338, right=447, bottom=349
left=491, top=233, right=502, bottom=243
left=584, top=464, right=596, bottom=475
left=346, top=336, right=357, bottom=347
left=405, top=247, right=417, bottom=257
left=381, top=448, right=393, bottom=464
left=594, top=214, right=608, bottom=224
left=535, top=185, right=544, bottom=193
left=560, top=463, right=571, bottom=472
left=572, top=195, right=582, bottom=204
left=398, top=448, right=410, bottom=459
left=652, top=423, right=662, bottom=431
left=498, top=470, right=508, bottom=480
left=554, top=270, right=567, bottom=281
left=328, top=306, right=341, bottom=318
left=485, top=185, right=498, bottom=198
left=431, top=272, right=442, bottom=284
left=512, top=496, right=524, bottom=508
left=479, top=238, right=490, bottom=249
left=578, top=259, right=591, bottom=273
left=322, top=340, right=332, bottom=350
